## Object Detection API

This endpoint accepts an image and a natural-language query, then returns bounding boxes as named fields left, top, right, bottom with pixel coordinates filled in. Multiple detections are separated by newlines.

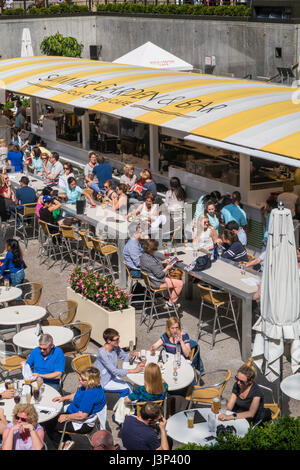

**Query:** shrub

left=177, top=415, right=300, bottom=451
left=69, top=267, right=131, bottom=311
left=40, top=32, right=83, bottom=57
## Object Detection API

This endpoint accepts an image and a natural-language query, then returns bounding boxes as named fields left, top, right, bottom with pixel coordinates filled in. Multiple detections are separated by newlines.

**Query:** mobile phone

left=204, top=435, right=215, bottom=442
left=169, top=256, right=179, bottom=266
left=40, top=410, right=50, bottom=414
left=0, top=401, right=5, bottom=406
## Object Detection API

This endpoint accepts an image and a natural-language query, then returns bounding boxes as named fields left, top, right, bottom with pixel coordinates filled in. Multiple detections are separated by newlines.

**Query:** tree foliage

left=40, top=32, right=83, bottom=58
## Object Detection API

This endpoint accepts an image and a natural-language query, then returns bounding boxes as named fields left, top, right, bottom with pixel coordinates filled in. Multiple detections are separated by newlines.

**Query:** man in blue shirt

left=89, top=154, right=112, bottom=192
left=9, top=175, right=36, bottom=228
left=123, top=225, right=144, bottom=278
left=221, top=191, right=247, bottom=228
left=59, top=176, right=96, bottom=207
left=26, top=333, right=65, bottom=392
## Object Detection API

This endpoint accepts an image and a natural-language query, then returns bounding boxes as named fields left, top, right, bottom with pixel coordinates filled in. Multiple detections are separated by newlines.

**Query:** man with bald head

left=91, top=430, right=116, bottom=450
left=26, top=333, right=65, bottom=392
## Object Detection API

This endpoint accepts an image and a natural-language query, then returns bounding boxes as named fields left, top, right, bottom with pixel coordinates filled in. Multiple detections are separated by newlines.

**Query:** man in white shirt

left=43, top=152, right=64, bottom=182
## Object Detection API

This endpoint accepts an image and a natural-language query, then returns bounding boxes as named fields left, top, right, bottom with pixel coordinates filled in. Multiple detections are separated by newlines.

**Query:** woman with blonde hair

left=2, top=404, right=45, bottom=450
left=47, top=367, right=106, bottom=448
left=120, top=163, right=137, bottom=190
left=150, top=317, right=191, bottom=358
left=124, top=363, right=168, bottom=405
left=193, top=214, right=219, bottom=252
left=218, top=358, right=270, bottom=425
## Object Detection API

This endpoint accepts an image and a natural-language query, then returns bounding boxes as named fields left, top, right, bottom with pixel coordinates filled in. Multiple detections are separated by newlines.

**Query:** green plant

left=3, top=7, right=25, bottom=15
left=177, top=415, right=300, bottom=451
left=40, top=32, right=83, bottom=58
left=69, top=267, right=131, bottom=311
left=3, top=100, right=14, bottom=111
left=21, top=97, right=30, bottom=108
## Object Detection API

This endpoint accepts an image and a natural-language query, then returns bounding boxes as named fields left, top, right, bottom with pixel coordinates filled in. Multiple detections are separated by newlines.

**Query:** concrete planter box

left=67, top=286, right=136, bottom=349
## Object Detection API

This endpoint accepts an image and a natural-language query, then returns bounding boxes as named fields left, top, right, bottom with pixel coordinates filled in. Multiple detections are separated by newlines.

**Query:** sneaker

left=17, top=223, right=23, bottom=229
left=167, top=301, right=181, bottom=310
left=63, top=440, right=75, bottom=450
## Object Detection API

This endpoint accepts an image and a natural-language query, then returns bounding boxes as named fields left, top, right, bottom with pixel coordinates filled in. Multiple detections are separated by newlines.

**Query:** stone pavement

left=2, top=237, right=299, bottom=450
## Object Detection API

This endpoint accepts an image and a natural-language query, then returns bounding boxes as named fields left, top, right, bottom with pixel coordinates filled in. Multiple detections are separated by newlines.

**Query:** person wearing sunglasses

left=2, top=404, right=44, bottom=450
left=25, top=333, right=65, bottom=393
left=218, top=358, right=270, bottom=425
left=58, top=162, right=75, bottom=192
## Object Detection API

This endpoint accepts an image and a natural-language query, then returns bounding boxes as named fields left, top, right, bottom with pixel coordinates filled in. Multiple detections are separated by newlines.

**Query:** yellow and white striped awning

left=1, top=56, right=300, bottom=162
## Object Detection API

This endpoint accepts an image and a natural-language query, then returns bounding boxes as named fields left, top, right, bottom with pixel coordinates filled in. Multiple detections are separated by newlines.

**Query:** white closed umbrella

left=252, top=207, right=300, bottom=382
left=21, top=28, right=34, bottom=57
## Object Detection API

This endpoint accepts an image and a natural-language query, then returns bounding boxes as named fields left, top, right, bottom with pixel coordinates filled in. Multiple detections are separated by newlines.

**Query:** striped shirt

left=160, top=332, right=190, bottom=355
left=221, top=241, right=248, bottom=262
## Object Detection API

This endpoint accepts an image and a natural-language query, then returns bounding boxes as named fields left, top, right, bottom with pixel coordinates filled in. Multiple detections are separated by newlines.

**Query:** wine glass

left=4, top=278, right=9, bottom=291
left=140, top=349, right=146, bottom=362
left=173, top=357, right=178, bottom=381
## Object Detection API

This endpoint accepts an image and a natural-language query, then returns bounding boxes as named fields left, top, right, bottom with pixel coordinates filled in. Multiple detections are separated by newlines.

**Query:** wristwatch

left=232, top=412, right=237, bottom=420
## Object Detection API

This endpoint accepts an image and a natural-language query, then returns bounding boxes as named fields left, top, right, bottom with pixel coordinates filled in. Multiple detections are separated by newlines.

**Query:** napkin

left=22, top=362, right=33, bottom=381
left=241, top=277, right=260, bottom=287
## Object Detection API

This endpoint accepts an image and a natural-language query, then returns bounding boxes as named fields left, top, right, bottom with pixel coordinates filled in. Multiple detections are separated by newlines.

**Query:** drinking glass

left=14, top=390, right=21, bottom=404
left=4, top=278, right=9, bottom=291
left=212, top=397, right=220, bottom=415
left=140, top=349, right=146, bottom=362
left=217, top=246, right=223, bottom=258
left=186, top=411, right=195, bottom=429
left=33, top=386, right=40, bottom=403
left=240, top=263, right=246, bottom=275
left=220, top=397, right=228, bottom=414
left=173, top=357, right=178, bottom=380
left=5, top=379, right=12, bottom=390
left=129, top=341, right=134, bottom=353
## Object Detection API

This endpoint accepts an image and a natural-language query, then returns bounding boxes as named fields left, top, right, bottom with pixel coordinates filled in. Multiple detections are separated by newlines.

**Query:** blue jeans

left=10, top=268, right=25, bottom=299
left=89, top=183, right=100, bottom=193
left=9, top=204, right=24, bottom=225
left=130, top=269, right=142, bottom=278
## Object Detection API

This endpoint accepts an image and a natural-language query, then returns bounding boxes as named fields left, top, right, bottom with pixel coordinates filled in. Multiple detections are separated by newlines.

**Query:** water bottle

left=213, top=244, right=218, bottom=261
left=207, top=410, right=216, bottom=434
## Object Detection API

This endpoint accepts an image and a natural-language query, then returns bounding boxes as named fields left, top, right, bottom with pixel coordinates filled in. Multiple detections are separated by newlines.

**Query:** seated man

left=91, top=430, right=117, bottom=450
left=26, top=333, right=65, bottom=392
left=58, top=176, right=96, bottom=207
left=9, top=176, right=36, bottom=228
left=225, top=220, right=247, bottom=247
left=43, top=152, right=64, bottom=183
left=95, top=328, right=143, bottom=398
left=122, top=402, right=169, bottom=451
left=123, top=225, right=144, bottom=278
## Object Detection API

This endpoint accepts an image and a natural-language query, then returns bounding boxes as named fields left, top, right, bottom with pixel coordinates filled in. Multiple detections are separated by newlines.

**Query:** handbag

left=193, top=255, right=211, bottom=272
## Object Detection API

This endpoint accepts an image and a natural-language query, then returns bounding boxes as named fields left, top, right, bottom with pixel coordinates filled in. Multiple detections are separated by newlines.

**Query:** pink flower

left=103, top=296, right=107, bottom=302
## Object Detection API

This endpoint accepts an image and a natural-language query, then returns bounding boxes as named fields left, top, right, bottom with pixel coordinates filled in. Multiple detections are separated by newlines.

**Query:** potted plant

left=67, top=268, right=136, bottom=348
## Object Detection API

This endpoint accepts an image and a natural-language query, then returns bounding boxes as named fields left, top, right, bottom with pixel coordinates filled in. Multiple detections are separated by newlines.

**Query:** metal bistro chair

left=78, top=231, right=94, bottom=268
left=91, top=237, right=118, bottom=281
left=16, top=282, right=43, bottom=306
left=123, top=262, right=150, bottom=310
left=43, top=300, right=78, bottom=326
left=197, top=283, right=240, bottom=349
left=136, top=398, right=167, bottom=419
left=14, top=202, right=38, bottom=247
left=258, top=384, right=281, bottom=421
left=58, top=405, right=107, bottom=450
left=185, top=369, right=232, bottom=409
left=0, top=340, right=27, bottom=381
left=62, top=322, right=92, bottom=357
left=59, top=224, right=82, bottom=272
left=38, top=220, right=62, bottom=269
left=140, top=270, right=179, bottom=333
left=71, top=353, right=97, bottom=379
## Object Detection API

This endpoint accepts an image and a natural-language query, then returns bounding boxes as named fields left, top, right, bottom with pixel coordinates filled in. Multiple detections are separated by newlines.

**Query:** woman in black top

left=218, top=358, right=269, bottom=425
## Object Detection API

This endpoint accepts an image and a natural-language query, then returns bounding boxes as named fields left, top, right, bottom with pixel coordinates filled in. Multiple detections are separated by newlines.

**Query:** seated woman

left=220, top=228, right=248, bottom=263
left=2, top=404, right=44, bottom=450
left=0, top=238, right=26, bottom=287
left=112, top=183, right=128, bottom=215
left=47, top=367, right=106, bottom=449
left=120, top=163, right=137, bottom=190
left=150, top=317, right=191, bottom=358
left=204, top=200, right=220, bottom=235
left=36, top=186, right=54, bottom=220
left=124, top=363, right=168, bottom=406
left=193, top=214, right=219, bottom=252
left=28, top=147, right=43, bottom=175
left=58, top=162, right=75, bottom=192
left=140, top=239, right=183, bottom=308
left=127, top=192, right=158, bottom=231
left=218, top=358, right=270, bottom=425
left=58, top=176, right=96, bottom=207
left=0, top=173, right=16, bottom=221
left=39, top=195, right=63, bottom=232
left=7, top=144, right=23, bottom=173
left=102, top=179, right=118, bottom=207
left=165, top=177, right=185, bottom=213
left=95, top=328, right=144, bottom=398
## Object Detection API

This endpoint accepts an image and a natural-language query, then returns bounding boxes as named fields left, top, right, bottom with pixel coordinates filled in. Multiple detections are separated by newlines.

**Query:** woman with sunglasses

left=0, top=173, right=16, bottom=221
left=218, top=358, right=270, bottom=425
left=58, top=162, right=75, bottom=192
left=2, top=404, right=44, bottom=450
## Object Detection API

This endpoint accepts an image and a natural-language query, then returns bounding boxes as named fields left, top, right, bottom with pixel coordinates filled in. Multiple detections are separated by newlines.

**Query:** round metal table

left=166, top=407, right=250, bottom=445
left=0, top=286, right=22, bottom=304
left=280, top=374, right=300, bottom=401
left=0, top=305, right=46, bottom=333
left=13, top=325, right=74, bottom=350
left=0, top=380, right=62, bottom=423
left=123, top=350, right=194, bottom=392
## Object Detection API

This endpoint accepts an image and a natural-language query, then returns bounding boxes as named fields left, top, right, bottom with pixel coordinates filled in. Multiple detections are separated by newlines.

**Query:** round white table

left=0, top=305, right=47, bottom=333
left=166, top=407, right=250, bottom=445
left=0, top=380, right=62, bottom=423
left=123, top=350, right=194, bottom=392
left=0, top=286, right=22, bottom=304
left=280, top=374, right=300, bottom=401
left=13, top=325, right=74, bottom=350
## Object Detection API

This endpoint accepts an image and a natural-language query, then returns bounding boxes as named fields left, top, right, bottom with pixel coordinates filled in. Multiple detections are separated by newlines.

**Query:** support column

left=149, top=124, right=159, bottom=172
left=81, top=112, right=90, bottom=151
left=239, top=153, right=251, bottom=204
left=30, top=97, right=38, bottom=129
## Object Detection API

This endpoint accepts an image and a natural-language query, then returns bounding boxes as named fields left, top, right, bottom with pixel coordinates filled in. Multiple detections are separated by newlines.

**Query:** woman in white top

left=127, top=191, right=158, bottom=229
left=58, top=162, right=75, bottom=192
left=112, top=183, right=128, bottom=215
left=165, top=177, right=185, bottom=212
left=120, top=164, right=137, bottom=190
left=193, top=214, right=219, bottom=251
